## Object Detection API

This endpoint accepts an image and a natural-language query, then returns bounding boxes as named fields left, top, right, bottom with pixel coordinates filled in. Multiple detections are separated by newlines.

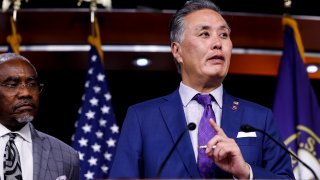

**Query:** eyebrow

left=2, top=75, right=38, bottom=82
left=196, top=24, right=231, bottom=33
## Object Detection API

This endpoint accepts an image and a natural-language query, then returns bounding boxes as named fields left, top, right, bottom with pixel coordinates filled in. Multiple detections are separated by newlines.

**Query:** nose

left=211, top=35, right=222, bottom=50
left=16, top=84, right=33, bottom=97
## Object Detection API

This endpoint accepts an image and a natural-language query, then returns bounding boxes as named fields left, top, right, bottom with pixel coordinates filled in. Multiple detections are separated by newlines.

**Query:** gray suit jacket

left=30, top=124, right=79, bottom=180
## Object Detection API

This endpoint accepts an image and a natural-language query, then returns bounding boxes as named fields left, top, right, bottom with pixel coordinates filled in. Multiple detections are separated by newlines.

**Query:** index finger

left=209, top=118, right=227, bottom=138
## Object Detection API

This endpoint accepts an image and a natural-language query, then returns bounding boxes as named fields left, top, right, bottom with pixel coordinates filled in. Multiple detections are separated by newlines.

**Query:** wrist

left=234, top=162, right=250, bottom=179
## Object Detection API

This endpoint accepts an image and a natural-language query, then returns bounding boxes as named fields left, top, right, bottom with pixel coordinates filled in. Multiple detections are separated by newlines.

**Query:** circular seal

left=284, top=125, right=320, bottom=179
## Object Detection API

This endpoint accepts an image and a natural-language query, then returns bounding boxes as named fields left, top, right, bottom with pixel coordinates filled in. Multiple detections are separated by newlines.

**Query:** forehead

left=184, top=9, right=229, bottom=30
left=0, top=59, right=37, bottom=80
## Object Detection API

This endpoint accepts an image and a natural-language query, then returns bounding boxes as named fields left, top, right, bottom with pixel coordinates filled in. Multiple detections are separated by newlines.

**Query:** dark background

left=1, top=0, right=320, bottom=145
left=34, top=69, right=320, bottom=145
left=10, top=0, right=320, bottom=16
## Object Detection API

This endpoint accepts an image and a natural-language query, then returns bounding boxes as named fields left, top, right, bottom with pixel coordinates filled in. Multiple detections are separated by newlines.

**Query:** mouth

left=207, top=55, right=225, bottom=62
left=13, top=101, right=36, bottom=113
left=15, top=105, right=34, bottom=112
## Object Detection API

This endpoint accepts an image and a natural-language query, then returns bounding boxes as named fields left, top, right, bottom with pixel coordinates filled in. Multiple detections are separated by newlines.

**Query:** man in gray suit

left=0, top=53, right=79, bottom=180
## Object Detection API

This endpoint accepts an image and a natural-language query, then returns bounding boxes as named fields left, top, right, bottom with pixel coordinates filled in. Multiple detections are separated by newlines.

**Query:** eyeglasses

left=0, top=81, right=44, bottom=94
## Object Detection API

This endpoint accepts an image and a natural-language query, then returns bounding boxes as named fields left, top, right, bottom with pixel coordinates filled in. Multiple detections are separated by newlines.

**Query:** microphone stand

left=156, top=123, right=196, bottom=178
left=242, top=125, right=319, bottom=180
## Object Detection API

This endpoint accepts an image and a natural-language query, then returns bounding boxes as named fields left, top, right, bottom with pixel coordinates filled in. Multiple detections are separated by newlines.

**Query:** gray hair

left=0, top=53, right=30, bottom=64
left=0, top=53, right=37, bottom=76
left=169, top=0, right=221, bottom=43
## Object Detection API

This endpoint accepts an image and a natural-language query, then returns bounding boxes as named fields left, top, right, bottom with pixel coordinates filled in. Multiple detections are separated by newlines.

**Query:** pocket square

left=56, top=175, right=67, bottom=180
left=237, top=131, right=257, bottom=138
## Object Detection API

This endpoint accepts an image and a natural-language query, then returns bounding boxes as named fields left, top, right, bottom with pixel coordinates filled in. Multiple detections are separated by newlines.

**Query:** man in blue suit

left=109, top=0, right=294, bottom=179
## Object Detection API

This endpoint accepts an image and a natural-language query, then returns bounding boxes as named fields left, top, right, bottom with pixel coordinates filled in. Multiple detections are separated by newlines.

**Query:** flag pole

left=90, top=0, right=97, bottom=37
left=283, top=0, right=291, bottom=16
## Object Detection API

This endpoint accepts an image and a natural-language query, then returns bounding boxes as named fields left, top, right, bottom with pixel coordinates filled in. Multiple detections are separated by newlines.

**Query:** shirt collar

left=179, top=82, right=223, bottom=109
left=0, top=122, right=32, bottom=143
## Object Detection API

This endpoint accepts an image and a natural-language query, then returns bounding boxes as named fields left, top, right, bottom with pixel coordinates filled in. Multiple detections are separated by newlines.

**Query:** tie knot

left=8, top=133, right=17, bottom=141
left=193, top=94, right=213, bottom=107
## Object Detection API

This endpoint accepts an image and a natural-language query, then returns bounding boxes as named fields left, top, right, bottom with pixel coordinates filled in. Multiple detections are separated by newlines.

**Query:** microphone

left=240, top=124, right=319, bottom=180
left=156, top=122, right=196, bottom=178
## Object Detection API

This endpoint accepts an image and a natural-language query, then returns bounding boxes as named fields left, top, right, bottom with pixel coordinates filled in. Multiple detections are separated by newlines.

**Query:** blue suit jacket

left=109, top=89, right=294, bottom=179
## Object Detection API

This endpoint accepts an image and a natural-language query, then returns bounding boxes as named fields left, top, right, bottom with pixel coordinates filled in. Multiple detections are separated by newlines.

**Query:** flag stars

left=93, top=86, right=101, bottom=93
left=97, top=73, right=105, bottom=82
left=104, top=93, right=111, bottom=101
left=85, top=81, right=90, bottom=88
left=99, top=119, right=107, bottom=127
left=104, top=152, right=112, bottom=161
left=96, top=130, right=104, bottom=139
left=73, top=47, right=120, bottom=179
left=101, top=105, right=110, bottom=114
left=88, top=156, right=98, bottom=166
left=84, top=170, right=94, bottom=180
left=78, top=137, right=88, bottom=147
left=82, top=124, right=92, bottom=133
left=88, top=68, right=94, bottom=75
left=85, top=110, right=95, bottom=120
left=91, top=55, right=97, bottom=62
left=110, top=124, right=119, bottom=134
left=91, top=143, right=101, bottom=152
left=78, top=152, right=85, bottom=161
left=106, top=138, right=116, bottom=147
left=89, top=97, right=99, bottom=106
left=101, top=165, right=109, bottom=174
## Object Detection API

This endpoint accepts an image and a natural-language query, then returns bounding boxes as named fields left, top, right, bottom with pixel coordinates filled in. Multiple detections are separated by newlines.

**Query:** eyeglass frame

left=0, top=81, right=44, bottom=94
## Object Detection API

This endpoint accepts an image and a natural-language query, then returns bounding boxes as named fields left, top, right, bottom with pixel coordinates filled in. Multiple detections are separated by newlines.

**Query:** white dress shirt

left=0, top=123, right=33, bottom=180
left=179, top=82, right=223, bottom=161
left=179, top=82, right=253, bottom=179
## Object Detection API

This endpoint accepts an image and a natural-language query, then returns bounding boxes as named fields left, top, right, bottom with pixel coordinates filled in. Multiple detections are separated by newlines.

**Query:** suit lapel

left=30, top=124, right=51, bottom=180
left=221, top=91, right=243, bottom=139
left=160, top=90, right=201, bottom=178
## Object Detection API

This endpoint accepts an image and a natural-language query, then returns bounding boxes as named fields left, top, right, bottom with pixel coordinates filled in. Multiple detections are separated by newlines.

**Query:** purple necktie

left=194, top=94, right=216, bottom=178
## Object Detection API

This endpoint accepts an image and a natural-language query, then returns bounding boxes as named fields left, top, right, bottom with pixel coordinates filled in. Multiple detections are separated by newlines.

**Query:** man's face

left=0, top=59, right=39, bottom=129
left=172, top=9, right=233, bottom=90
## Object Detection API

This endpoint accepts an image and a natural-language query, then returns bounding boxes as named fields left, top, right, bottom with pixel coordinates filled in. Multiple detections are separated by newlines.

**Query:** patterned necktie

left=194, top=94, right=216, bottom=178
left=3, top=133, right=23, bottom=180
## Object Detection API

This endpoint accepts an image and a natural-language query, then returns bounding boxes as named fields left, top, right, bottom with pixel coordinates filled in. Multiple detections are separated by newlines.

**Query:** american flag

left=72, top=45, right=119, bottom=180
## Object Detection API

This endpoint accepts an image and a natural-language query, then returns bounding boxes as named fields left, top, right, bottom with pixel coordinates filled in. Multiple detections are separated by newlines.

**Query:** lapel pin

left=232, top=100, right=239, bottom=110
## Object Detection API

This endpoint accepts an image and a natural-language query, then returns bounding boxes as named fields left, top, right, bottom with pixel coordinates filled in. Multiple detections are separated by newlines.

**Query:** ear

left=171, top=42, right=183, bottom=64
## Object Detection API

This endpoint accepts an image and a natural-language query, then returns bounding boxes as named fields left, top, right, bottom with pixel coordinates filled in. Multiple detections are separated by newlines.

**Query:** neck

left=0, top=118, right=26, bottom=131
left=182, top=80, right=221, bottom=93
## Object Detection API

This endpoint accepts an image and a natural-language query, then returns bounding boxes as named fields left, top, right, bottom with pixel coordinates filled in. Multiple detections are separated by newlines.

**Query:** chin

left=16, top=115, right=34, bottom=123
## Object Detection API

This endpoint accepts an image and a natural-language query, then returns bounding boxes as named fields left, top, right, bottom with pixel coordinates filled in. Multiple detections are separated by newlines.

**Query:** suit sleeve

left=250, top=109, right=294, bottom=179
left=109, top=106, right=143, bottom=178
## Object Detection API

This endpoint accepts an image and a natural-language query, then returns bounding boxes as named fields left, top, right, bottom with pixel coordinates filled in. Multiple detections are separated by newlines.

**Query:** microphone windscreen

left=240, top=124, right=255, bottom=132
left=188, top=122, right=196, bottom=131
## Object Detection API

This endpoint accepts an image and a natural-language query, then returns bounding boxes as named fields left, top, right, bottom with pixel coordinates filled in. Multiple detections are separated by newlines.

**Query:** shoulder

left=238, top=98, right=271, bottom=112
left=33, top=128, right=78, bottom=155
left=129, top=90, right=179, bottom=111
